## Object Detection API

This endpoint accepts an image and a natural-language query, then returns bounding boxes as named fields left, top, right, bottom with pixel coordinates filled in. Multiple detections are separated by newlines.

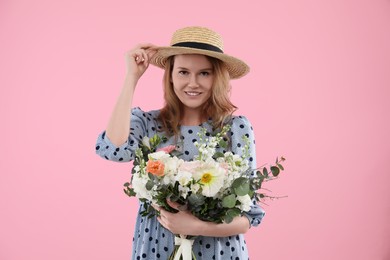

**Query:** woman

left=95, top=26, right=265, bottom=259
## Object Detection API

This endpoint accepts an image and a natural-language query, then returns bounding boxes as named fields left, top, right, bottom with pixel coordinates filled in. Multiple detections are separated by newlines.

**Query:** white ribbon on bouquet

left=173, top=235, right=195, bottom=260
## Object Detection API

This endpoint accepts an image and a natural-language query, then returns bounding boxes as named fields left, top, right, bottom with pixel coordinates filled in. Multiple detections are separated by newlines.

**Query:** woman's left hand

left=153, top=201, right=204, bottom=236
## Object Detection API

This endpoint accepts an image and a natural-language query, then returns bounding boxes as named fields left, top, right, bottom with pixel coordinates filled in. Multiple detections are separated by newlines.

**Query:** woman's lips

left=185, top=91, right=201, bottom=96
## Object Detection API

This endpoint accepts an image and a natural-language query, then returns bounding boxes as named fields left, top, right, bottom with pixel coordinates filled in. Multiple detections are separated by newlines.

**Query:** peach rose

left=146, top=160, right=165, bottom=177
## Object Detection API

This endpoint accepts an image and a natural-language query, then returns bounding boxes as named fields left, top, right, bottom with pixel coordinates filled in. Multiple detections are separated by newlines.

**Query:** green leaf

left=232, top=177, right=250, bottom=196
left=257, top=172, right=265, bottom=181
left=232, top=177, right=246, bottom=188
left=262, top=168, right=269, bottom=178
left=188, top=193, right=205, bottom=207
left=234, top=184, right=249, bottom=196
left=124, top=187, right=136, bottom=197
left=213, top=152, right=224, bottom=159
left=219, top=140, right=228, bottom=149
left=276, top=163, right=284, bottom=171
left=123, top=182, right=130, bottom=187
left=222, top=194, right=236, bottom=208
left=169, top=193, right=180, bottom=202
left=257, top=180, right=263, bottom=189
left=224, top=208, right=241, bottom=223
left=224, top=214, right=233, bottom=224
left=146, top=180, right=154, bottom=190
left=148, top=172, right=154, bottom=180
left=271, top=166, right=280, bottom=176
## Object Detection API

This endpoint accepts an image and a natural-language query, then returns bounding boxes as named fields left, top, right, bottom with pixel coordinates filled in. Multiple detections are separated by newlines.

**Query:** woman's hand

left=153, top=201, right=204, bottom=236
left=125, top=43, right=157, bottom=81
left=153, top=200, right=251, bottom=237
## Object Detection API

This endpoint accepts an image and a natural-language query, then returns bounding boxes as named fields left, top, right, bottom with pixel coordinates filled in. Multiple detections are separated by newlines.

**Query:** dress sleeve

left=95, top=107, right=147, bottom=163
left=230, top=115, right=266, bottom=228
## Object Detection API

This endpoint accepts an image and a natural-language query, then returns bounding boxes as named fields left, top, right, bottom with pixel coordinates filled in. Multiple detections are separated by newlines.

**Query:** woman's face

left=171, top=54, right=214, bottom=113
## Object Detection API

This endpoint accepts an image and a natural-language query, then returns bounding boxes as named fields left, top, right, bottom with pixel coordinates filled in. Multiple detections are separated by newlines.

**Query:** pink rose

left=156, top=145, right=176, bottom=154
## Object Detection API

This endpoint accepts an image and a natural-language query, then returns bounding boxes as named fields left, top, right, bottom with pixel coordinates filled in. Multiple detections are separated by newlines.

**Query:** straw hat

left=150, top=26, right=250, bottom=79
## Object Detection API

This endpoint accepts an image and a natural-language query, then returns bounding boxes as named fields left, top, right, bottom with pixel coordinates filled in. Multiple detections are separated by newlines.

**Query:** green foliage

left=123, top=183, right=136, bottom=197
left=224, top=208, right=241, bottom=224
left=188, top=193, right=205, bottom=206
left=251, top=156, right=287, bottom=201
left=218, top=140, right=228, bottom=149
left=232, top=177, right=250, bottom=196
left=222, top=194, right=236, bottom=208
left=212, top=152, right=225, bottom=160
left=263, top=167, right=269, bottom=178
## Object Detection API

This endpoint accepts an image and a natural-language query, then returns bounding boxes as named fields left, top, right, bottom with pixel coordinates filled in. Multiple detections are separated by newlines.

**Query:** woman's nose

left=188, top=75, right=199, bottom=88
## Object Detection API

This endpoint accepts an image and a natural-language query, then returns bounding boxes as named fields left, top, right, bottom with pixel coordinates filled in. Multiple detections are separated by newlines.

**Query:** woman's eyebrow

left=176, top=67, right=213, bottom=71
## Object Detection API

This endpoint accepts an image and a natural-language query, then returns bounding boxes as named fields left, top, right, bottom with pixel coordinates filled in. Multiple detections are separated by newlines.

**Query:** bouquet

left=124, top=125, right=285, bottom=260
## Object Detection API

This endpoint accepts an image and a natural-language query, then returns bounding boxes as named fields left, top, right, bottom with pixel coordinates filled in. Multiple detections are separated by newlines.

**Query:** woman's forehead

left=173, top=54, right=213, bottom=69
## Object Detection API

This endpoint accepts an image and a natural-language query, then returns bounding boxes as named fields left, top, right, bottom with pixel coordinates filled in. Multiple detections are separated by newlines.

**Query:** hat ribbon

left=172, top=42, right=223, bottom=53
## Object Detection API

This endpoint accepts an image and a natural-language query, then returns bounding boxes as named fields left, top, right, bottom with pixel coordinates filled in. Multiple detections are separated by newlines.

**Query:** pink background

left=1, top=0, right=389, bottom=259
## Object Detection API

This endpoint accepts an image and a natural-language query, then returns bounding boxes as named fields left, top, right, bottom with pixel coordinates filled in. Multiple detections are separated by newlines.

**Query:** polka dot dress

left=95, top=107, right=265, bottom=260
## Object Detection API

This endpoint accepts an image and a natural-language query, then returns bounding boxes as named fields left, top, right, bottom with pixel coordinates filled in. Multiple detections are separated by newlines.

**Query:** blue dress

left=95, top=107, right=265, bottom=260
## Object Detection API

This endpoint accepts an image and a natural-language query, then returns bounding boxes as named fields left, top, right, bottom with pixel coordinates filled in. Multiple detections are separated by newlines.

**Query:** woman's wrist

left=197, top=219, right=212, bottom=236
left=197, top=216, right=250, bottom=237
left=124, top=73, right=139, bottom=87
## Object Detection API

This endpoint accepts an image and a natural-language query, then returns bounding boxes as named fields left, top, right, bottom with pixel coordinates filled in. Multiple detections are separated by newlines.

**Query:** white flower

left=236, top=195, right=252, bottom=212
left=193, top=162, right=226, bottom=197
left=176, top=170, right=193, bottom=186
left=148, top=151, right=170, bottom=161
left=141, top=136, right=151, bottom=149
left=164, top=157, right=182, bottom=176
left=161, top=175, right=172, bottom=185
left=190, top=183, right=200, bottom=193
left=132, top=174, right=153, bottom=201
left=133, top=165, right=141, bottom=173
left=178, top=186, right=190, bottom=199
left=155, top=157, right=181, bottom=185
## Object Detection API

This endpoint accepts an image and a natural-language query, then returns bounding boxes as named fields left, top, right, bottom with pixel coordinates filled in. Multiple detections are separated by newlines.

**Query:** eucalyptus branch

left=260, top=194, right=288, bottom=200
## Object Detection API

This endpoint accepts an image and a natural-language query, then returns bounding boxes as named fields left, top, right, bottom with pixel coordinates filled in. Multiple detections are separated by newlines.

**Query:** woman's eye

left=200, top=71, right=210, bottom=76
left=178, top=71, right=188, bottom=75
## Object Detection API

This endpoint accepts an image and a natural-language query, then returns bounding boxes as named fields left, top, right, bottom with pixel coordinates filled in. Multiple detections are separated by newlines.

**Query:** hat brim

left=150, top=46, right=250, bottom=79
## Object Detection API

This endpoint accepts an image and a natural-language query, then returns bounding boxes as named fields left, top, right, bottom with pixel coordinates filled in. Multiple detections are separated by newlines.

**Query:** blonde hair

left=157, top=55, right=237, bottom=137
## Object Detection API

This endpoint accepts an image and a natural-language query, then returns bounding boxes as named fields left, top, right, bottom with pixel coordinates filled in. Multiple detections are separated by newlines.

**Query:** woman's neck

left=180, top=109, right=207, bottom=126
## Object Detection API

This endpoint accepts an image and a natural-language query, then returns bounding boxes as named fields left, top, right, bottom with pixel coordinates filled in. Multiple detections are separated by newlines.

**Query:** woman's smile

left=185, top=91, right=202, bottom=96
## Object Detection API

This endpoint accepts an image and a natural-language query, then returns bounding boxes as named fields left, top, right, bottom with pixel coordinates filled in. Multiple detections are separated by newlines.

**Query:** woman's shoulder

left=229, top=114, right=254, bottom=130
left=131, top=107, right=161, bottom=120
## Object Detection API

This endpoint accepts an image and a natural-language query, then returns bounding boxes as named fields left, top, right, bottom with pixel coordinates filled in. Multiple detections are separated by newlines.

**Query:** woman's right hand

left=125, top=43, right=158, bottom=81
